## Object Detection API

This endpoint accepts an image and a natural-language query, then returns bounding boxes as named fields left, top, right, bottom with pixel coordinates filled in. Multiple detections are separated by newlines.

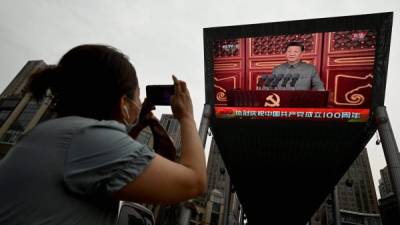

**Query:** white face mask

left=123, top=100, right=141, bottom=133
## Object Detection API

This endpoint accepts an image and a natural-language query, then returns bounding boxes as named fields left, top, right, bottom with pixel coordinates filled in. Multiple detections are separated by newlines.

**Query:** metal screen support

left=375, top=106, right=400, bottom=215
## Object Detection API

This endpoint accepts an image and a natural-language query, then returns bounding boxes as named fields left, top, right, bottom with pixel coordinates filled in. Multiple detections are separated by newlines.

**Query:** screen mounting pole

left=179, top=104, right=212, bottom=225
left=199, top=104, right=212, bottom=147
left=375, top=106, right=400, bottom=215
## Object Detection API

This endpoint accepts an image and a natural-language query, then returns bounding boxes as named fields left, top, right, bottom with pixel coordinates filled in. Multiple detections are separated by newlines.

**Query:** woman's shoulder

left=32, top=116, right=127, bottom=137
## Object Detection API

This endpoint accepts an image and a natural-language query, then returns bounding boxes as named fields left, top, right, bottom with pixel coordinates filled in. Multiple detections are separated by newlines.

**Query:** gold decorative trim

left=213, top=62, right=241, bottom=70
left=334, top=74, right=373, bottom=106
left=326, top=70, right=331, bottom=90
left=254, top=61, right=281, bottom=67
left=334, top=56, right=375, bottom=64
left=215, top=76, right=238, bottom=87
left=327, top=56, right=375, bottom=66
left=215, top=85, right=227, bottom=102
left=254, top=74, right=264, bottom=90
left=251, top=59, right=315, bottom=69
left=214, top=76, right=238, bottom=102
left=248, top=72, right=259, bottom=90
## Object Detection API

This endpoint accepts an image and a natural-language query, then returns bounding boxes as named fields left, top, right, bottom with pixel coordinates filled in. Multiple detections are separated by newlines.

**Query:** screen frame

left=203, top=12, right=393, bottom=114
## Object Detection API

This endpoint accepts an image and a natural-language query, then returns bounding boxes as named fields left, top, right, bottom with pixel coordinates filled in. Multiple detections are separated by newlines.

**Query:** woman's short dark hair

left=285, top=41, right=305, bottom=52
left=29, top=44, right=138, bottom=120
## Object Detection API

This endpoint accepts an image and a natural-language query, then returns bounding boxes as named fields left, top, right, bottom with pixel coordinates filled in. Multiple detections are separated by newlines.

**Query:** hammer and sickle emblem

left=264, top=93, right=280, bottom=107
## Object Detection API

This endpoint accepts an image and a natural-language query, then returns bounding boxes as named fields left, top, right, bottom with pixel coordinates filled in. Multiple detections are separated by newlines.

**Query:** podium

left=227, top=90, right=329, bottom=108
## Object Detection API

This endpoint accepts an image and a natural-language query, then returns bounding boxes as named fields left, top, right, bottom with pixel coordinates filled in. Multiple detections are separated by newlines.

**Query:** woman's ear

left=119, top=95, right=129, bottom=120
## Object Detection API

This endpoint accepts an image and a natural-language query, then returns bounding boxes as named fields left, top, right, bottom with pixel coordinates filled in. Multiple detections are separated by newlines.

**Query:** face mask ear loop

left=122, top=100, right=140, bottom=133
left=123, top=105, right=130, bottom=119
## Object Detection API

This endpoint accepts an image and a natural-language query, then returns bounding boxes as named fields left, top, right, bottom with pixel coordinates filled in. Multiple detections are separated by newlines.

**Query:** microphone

left=281, top=74, right=292, bottom=89
left=264, top=75, right=274, bottom=90
left=271, top=74, right=284, bottom=89
left=257, top=75, right=267, bottom=90
left=290, top=74, right=300, bottom=88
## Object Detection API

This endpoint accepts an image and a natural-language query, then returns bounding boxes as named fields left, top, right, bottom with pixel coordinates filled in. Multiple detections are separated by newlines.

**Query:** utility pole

left=375, top=106, right=400, bottom=215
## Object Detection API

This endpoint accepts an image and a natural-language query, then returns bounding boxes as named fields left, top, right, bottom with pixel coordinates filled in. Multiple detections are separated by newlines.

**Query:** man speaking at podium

left=272, top=42, right=325, bottom=91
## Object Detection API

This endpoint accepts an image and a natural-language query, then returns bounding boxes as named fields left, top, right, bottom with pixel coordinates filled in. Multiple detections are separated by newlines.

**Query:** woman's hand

left=138, top=98, right=156, bottom=126
left=129, top=98, right=177, bottom=161
left=128, top=98, right=155, bottom=138
left=113, top=75, right=206, bottom=204
left=170, top=75, right=194, bottom=122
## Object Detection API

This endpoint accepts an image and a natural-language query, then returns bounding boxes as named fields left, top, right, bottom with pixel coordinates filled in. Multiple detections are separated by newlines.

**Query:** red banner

left=215, top=107, right=369, bottom=122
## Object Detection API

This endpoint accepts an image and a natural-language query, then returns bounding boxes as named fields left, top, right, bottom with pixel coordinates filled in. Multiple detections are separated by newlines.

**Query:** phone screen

left=146, top=85, right=175, bottom=105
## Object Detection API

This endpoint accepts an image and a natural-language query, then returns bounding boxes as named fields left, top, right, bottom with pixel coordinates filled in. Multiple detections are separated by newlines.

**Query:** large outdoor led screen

left=204, top=13, right=392, bottom=122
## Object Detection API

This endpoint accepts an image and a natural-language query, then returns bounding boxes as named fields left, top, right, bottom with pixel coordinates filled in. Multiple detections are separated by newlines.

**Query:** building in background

left=378, top=152, right=400, bottom=225
left=0, top=61, right=54, bottom=158
left=203, top=139, right=244, bottom=225
left=379, top=167, right=393, bottom=199
left=337, top=149, right=380, bottom=215
left=137, top=113, right=246, bottom=225
left=311, top=149, right=381, bottom=225
left=138, top=118, right=246, bottom=225
left=135, top=114, right=184, bottom=225
left=137, top=114, right=209, bottom=225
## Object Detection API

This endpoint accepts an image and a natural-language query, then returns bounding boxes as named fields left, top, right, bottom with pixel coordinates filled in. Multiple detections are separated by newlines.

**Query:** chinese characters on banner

left=215, top=107, right=369, bottom=122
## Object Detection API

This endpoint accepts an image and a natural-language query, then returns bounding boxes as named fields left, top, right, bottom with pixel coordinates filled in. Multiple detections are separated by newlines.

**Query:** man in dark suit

left=271, top=42, right=325, bottom=91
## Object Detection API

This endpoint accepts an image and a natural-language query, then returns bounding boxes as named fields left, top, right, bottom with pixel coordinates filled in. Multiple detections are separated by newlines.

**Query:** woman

left=0, top=44, right=206, bottom=225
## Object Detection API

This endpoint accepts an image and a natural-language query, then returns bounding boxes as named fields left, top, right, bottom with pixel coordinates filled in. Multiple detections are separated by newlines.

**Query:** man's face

left=286, top=46, right=302, bottom=64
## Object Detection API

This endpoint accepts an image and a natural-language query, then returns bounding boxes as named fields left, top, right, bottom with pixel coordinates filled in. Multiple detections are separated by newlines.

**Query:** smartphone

left=146, top=85, right=175, bottom=105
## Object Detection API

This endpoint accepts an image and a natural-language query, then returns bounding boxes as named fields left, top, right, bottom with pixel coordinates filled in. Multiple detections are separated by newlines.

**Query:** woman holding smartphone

left=0, top=44, right=207, bottom=225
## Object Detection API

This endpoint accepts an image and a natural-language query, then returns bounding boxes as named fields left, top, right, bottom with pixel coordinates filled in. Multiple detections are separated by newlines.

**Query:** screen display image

left=212, top=31, right=376, bottom=122
left=202, top=13, right=393, bottom=224
left=204, top=13, right=392, bottom=123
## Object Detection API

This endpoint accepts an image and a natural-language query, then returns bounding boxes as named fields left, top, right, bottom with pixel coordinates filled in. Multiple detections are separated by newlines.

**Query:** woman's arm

left=128, top=98, right=177, bottom=161
left=113, top=76, right=207, bottom=203
left=147, top=118, right=176, bottom=161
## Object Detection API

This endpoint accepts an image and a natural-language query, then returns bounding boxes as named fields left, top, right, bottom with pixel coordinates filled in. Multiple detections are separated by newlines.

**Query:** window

left=212, top=202, right=220, bottom=212
left=12, top=101, right=38, bottom=128
left=0, top=100, right=39, bottom=143
left=0, top=110, right=12, bottom=124
left=0, top=98, right=20, bottom=125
